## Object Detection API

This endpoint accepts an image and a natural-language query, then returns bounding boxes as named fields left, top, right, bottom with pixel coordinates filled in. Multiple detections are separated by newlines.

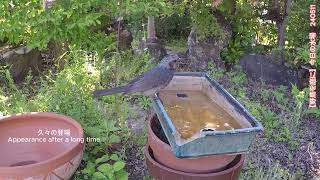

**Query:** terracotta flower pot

left=0, top=112, right=84, bottom=180
left=148, top=114, right=237, bottom=173
left=145, top=146, right=244, bottom=180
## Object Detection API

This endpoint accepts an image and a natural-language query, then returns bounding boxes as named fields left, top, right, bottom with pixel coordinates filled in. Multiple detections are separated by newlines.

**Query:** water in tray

left=159, top=90, right=243, bottom=139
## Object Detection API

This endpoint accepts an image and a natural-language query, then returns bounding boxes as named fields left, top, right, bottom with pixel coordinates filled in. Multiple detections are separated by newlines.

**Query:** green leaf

left=92, top=172, right=107, bottom=180
left=98, top=163, right=113, bottom=175
left=109, top=134, right=121, bottom=144
left=81, top=162, right=95, bottom=175
left=86, top=127, right=102, bottom=137
left=95, top=154, right=109, bottom=164
left=113, top=161, right=125, bottom=172
left=107, top=173, right=114, bottom=179
left=306, top=108, right=320, bottom=118
left=110, top=154, right=119, bottom=161
left=115, top=170, right=129, bottom=180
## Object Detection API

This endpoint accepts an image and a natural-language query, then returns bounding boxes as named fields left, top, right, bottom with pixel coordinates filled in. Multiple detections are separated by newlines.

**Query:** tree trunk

left=147, top=16, right=156, bottom=39
left=276, top=0, right=291, bottom=50
left=276, top=21, right=286, bottom=49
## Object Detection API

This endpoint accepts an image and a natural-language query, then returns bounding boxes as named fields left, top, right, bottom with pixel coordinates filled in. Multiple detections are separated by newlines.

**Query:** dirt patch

left=213, top=70, right=320, bottom=179
left=244, top=115, right=320, bottom=179
left=125, top=144, right=149, bottom=180
left=125, top=104, right=150, bottom=179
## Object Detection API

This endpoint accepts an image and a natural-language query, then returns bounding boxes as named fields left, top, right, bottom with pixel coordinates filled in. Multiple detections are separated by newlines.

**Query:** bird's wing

left=125, top=67, right=173, bottom=94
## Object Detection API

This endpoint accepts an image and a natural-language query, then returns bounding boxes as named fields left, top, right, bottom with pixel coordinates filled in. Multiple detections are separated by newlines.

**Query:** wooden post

left=147, top=16, right=156, bottom=39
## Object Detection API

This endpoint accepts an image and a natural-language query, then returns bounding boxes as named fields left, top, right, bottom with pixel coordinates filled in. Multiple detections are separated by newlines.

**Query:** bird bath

left=152, top=72, right=263, bottom=157
left=148, top=114, right=237, bottom=173
left=0, top=112, right=84, bottom=180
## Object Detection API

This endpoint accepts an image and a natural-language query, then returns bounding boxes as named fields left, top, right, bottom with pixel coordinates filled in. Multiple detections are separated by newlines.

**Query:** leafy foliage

left=221, top=1, right=259, bottom=63
left=286, top=2, right=320, bottom=49
left=78, top=153, right=128, bottom=180
left=0, top=0, right=113, bottom=56
left=0, top=50, right=135, bottom=179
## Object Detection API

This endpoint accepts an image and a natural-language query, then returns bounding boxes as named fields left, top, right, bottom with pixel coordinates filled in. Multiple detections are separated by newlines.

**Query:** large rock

left=187, top=12, right=232, bottom=71
left=239, top=54, right=308, bottom=89
left=106, top=18, right=133, bottom=51
left=138, top=38, right=167, bottom=64
left=1, top=46, right=42, bottom=82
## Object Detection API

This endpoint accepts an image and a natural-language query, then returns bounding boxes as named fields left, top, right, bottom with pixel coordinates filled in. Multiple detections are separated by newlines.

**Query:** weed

left=166, top=38, right=187, bottom=52
left=228, top=65, right=247, bottom=87
left=259, top=108, right=280, bottom=138
left=138, top=96, right=152, bottom=110
left=272, top=87, right=289, bottom=110
left=306, top=108, right=320, bottom=119
left=240, top=162, right=301, bottom=180
left=75, top=153, right=128, bottom=180
left=207, top=62, right=225, bottom=79
left=288, top=84, right=308, bottom=129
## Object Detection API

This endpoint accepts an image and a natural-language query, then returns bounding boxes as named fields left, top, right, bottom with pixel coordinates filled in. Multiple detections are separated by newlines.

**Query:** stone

left=1, top=46, right=42, bottom=83
left=239, top=54, right=308, bottom=89
left=187, top=12, right=232, bottom=71
left=106, top=17, right=133, bottom=51
left=138, top=38, right=167, bottom=64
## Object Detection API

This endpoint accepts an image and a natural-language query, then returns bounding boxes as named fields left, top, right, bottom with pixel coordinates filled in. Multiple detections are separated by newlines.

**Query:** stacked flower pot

left=144, top=73, right=263, bottom=180
left=145, top=114, right=245, bottom=180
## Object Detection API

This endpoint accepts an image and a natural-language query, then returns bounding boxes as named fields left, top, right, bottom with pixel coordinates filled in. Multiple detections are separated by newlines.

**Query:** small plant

left=294, top=44, right=320, bottom=67
left=259, top=108, right=280, bottom=138
left=260, top=89, right=271, bottom=102
left=0, top=68, right=33, bottom=114
left=275, top=127, right=291, bottom=143
left=138, top=96, right=152, bottom=110
left=272, top=86, right=289, bottom=109
left=289, top=84, right=308, bottom=129
left=166, top=38, right=187, bottom=52
left=81, top=154, right=128, bottom=180
left=100, top=51, right=152, bottom=89
left=306, top=108, right=320, bottom=119
left=228, top=68, right=247, bottom=87
left=240, top=162, right=299, bottom=180
left=207, top=62, right=225, bottom=79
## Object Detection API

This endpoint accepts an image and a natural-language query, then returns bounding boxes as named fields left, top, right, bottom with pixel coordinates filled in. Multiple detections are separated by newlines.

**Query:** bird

left=93, top=54, right=180, bottom=97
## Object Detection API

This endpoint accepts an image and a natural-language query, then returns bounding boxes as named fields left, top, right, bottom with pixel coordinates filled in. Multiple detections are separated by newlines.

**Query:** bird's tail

left=93, top=86, right=126, bottom=97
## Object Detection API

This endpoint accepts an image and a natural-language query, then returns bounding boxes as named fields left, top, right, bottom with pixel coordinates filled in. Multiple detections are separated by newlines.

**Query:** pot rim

left=148, top=114, right=168, bottom=147
left=0, top=112, right=84, bottom=176
left=145, top=145, right=244, bottom=176
left=148, top=114, right=237, bottom=158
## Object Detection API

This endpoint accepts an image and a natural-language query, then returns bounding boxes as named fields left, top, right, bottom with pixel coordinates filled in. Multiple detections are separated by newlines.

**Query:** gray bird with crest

left=93, top=54, right=180, bottom=97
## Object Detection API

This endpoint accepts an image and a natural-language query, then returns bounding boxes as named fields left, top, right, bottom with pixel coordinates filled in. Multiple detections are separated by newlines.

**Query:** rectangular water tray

left=152, top=72, right=263, bottom=158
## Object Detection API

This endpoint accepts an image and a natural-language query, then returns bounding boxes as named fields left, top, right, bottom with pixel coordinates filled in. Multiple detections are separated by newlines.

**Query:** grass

left=206, top=62, right=312, bottom=179
left=0, top=48, right=153, bottom=180
left=240, top=162, right=302, bottom=180
left=1, top=43, right=318, bottom=179
left=166, top=38, right=187, bottom=52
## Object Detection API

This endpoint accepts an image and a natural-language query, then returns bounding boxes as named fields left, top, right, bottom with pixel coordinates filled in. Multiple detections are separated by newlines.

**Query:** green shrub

left=221, top=1, right=259, bottom=64
left=99, top=51, right=153, bottom=89
left=0, top=50, right=130, bottom=179
left=0, top=0, right=114, bottom=57
left=156, top=13, right=191, bottom=40
left=76, top=153, right=128, bottom=180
